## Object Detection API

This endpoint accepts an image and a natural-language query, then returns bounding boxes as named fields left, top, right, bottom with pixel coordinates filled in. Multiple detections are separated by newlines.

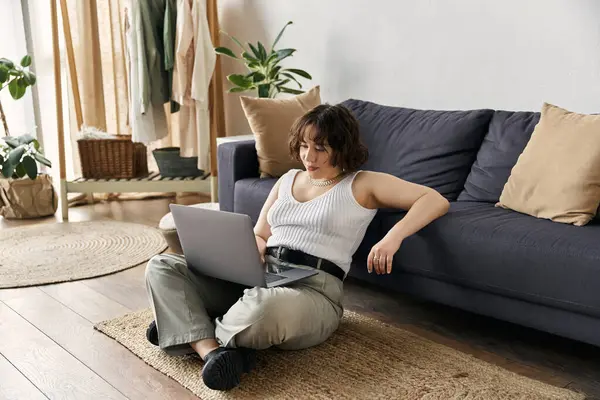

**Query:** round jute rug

left=0, top=221, right=167, bottom=289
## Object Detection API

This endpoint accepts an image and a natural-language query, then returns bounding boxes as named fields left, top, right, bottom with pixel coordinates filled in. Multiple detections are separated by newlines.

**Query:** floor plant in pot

left=0, top=55, right=57, bottom=219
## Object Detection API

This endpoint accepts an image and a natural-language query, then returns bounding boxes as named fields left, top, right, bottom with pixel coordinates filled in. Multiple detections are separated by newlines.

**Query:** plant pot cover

left=0, top=174, right=58, bottom=219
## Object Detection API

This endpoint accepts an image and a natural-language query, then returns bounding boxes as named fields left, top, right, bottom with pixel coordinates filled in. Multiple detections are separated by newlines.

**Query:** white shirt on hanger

left=172, top=0, right=216, bottom=171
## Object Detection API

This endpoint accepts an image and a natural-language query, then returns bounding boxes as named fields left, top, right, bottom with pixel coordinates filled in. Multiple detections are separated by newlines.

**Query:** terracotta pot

left=0, top=174, right=58, bottom=219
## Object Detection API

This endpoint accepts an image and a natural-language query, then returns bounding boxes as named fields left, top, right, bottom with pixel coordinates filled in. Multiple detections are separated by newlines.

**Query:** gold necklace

left=308, top=172, right=346, bottom=187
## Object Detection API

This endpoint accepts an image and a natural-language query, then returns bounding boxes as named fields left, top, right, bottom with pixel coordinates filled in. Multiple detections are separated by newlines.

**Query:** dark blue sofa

left=217, top=99, right=600, bottom=347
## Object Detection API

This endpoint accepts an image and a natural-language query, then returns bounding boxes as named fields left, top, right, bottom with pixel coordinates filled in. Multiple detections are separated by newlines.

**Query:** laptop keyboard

left=265, top=273, right=286, bottom=284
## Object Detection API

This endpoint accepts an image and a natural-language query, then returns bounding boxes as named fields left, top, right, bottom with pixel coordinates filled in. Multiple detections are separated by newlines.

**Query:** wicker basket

left=152, top=147, right=203, bottom=177
left=77, top=135, right=148, bottom=179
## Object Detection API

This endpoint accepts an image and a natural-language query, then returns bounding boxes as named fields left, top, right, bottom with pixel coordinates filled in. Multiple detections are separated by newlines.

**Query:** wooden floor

left=0, top=197, right=597, bottom=399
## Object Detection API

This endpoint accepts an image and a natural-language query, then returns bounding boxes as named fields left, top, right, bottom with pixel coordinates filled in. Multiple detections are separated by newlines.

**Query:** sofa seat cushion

left=341, top=99, right=494, bottom=200
left=233, top=177, right=277, bottom=224
left=381, top=202, right=600, bottom=318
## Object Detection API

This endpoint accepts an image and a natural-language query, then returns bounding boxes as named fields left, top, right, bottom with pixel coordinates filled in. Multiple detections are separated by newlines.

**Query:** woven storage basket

left=77, top=135, right=148, bottom=179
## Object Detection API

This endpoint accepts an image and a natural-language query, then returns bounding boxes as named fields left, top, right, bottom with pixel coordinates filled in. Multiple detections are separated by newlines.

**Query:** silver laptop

left=169, top=204, right=318, bottom=287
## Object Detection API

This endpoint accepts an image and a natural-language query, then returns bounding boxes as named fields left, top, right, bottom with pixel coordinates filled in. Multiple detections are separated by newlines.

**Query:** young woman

left=145, top=104, right=449, bottom=391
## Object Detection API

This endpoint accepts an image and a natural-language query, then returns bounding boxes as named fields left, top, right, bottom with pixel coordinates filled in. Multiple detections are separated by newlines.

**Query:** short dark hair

left=288, top=104, right=368, bottom=172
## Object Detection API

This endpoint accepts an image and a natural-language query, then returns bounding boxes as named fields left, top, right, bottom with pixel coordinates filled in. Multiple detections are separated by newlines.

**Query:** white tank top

left=266, top=169, right=377, bottom=274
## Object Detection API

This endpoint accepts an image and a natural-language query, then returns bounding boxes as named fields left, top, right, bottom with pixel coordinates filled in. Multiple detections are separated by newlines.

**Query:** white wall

left=218, top=0, right=600, bottom=136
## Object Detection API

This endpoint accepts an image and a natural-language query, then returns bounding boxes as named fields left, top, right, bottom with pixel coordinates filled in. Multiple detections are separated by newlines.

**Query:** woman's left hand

left=368, top=236, right=402, bottom=275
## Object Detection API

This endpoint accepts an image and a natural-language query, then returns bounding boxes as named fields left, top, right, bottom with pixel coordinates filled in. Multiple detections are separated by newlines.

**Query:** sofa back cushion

left=341, top=99, right=494, bottom=200
left=458, top=111, right=540, bottom=203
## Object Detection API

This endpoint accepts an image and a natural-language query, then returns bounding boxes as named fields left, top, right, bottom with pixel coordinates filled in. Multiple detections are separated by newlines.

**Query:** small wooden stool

left=158, top=202, right=220, bottom=254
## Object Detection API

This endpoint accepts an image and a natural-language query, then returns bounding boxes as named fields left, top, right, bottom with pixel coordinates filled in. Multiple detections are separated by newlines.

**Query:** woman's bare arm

left=356, top=171, right=450, bottom=274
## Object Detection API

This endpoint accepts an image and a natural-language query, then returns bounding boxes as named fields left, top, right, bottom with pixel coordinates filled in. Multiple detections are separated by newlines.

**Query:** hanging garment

left=164, top=0, right=180, bottom=113
left=124, top=0, right=164, bottom=145
left=124, top=0, right=168, bottom=145
left=172, top=0, right=216, bottom=171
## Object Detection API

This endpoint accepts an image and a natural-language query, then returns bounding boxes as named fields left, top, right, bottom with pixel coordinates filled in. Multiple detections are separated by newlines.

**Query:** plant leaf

left=281, top=72, right=302, bottom=88
left=266, top=52, right=279, bottom=65
left=220, top=30, right=246, bottom=52
left=8, top=144, right=26, bottom=165
left=279, top=87, right=305, bottom=95
left=20, top=55, right=32, bottom=67
left=2, top=159, right=14, bottom=178
left=247, top=61, right=260, bottom=70
left=242, top=52, right=259, bottom=63
left=248, top=43, right=263, bottom=62
left=271, top=21, right=293, bottom=52
left=227, top=74, right=254, bottom=88
left=275, top=79, right=291, bottom=88
left=257, top=42, right=268, bottom=61
left=0, top=58, right=15, bottom=69
left=22, top=70, right=36, bottom=85
left=251, top=72, right=266, bottom=83
left=228, top=87, right=249, bottom=93
left=214, top=47, right=237, bottom=58
left=274, top=48, right=295, bottom=63
left=269, top=66, right=281, bottom=79
left=15, top=163, right=27, bottom=178
left=3, top=136, right=19, bottom=148
left=18, top=134, right=36, bottom=144
left=283, top=69, right=312, bottom=80
left=8, top=79, right=26, bottom=99
left=22, top=155, right=37, bottom=179
left=0, top=65, right=8, bottom=83
left=33, top=152, right=52, bottom=168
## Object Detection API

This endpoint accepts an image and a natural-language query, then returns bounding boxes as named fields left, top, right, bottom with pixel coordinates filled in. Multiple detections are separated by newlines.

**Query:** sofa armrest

left=217, top=140, right=259, bottom=212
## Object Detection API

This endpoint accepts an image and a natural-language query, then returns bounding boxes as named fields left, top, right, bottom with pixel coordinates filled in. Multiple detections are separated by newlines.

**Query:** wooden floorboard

left=0, top=195, right=597, bottom=399
left=0, top=353, right=47, bottom=400
left=0, top=301, right=127, bottom=399
left=81, top=264, right=150, bottom=312
left=2, top=286, right=198, bottom=400
left=40, top=282, right=132, bottom=323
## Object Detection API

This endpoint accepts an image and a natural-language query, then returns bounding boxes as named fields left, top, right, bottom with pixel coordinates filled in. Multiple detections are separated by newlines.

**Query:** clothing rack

left=49, top=0, right=226, bottom=221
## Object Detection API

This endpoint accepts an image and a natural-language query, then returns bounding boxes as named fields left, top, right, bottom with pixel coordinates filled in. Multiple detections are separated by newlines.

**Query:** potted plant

left=0, top=55, right=57, bottom=219
left=215, top=21, right=313, bottom=98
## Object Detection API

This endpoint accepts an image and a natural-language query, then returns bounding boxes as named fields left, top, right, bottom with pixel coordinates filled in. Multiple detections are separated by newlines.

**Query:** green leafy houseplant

left=0, top=55, right=56, bottom=219
left=0, top=55, right=51, bottom=179
left=215, top=21, right=313, bottom=98
left=0, top=55, right=37, bottom=137
left=0, top=134, right=52, bottom=179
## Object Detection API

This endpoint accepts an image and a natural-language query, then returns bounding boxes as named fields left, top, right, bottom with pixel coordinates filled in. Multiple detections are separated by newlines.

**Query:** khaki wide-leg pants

left=145, top=253, right=344, bottom=356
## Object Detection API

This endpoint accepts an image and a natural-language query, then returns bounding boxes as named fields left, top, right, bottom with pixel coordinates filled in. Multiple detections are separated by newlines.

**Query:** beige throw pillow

left=240, top=86, right=321, bottom=178
left=496, top=102, right=600, bottom=226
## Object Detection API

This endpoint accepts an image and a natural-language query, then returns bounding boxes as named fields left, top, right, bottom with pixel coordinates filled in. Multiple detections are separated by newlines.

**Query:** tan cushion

left=240, top=86, right=321, bottom=178
left=496, top=102, right=600, bottom=226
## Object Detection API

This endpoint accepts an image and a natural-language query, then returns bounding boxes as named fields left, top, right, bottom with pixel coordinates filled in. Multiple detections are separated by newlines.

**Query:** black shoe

left=202, top=347, right=244, bottom=391
left=236, top=347, right=257, bottom=373
left=146, top=321, right=159, bottom=346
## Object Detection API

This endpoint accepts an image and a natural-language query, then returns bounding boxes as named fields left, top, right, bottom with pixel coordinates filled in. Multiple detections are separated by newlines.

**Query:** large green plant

left=0, top=55, right=51, bottom=180
left=0, top=55, right=37, bottom=137
left=0, top=134, right=52, bottom=179
left=215, top=21, right=312, bottom=98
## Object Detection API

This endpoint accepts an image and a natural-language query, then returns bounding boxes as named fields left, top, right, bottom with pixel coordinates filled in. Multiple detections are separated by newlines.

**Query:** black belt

left=266, top=246, right=346, bottom=281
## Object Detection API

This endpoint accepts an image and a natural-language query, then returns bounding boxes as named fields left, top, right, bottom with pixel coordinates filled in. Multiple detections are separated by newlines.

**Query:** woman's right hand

left=255, top=235, right=267, bottom=264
